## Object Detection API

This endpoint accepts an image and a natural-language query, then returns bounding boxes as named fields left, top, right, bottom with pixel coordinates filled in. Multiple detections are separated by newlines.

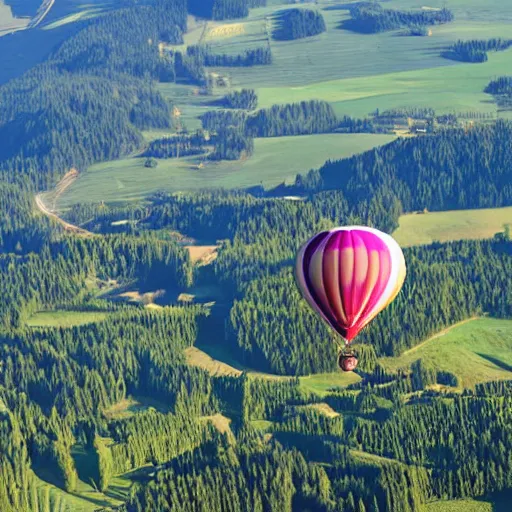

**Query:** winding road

left=35, top=193, right=93, bottom=236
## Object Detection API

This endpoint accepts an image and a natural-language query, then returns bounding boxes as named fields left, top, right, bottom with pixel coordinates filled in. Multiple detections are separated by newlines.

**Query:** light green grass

left=58, top=134, right=394, bottom=206
left=27, top=311, right=109, bottom=328
left=156, top=82, right=224, bottom=132
left=251, top=420, right=274, bottom=431
left=256, top=50, right=512, bottom=118
left=380, top=318, right=512, bottom=388
left=393, top=207, right=512, bottom=247
left=216, top=1, right=512, bottom=99
left=350, top=449, right=405, bottom=467
left=32, top=472, right=104, bottom=512
left=299, top=372, right=361, bottom=397
left=422, top=500, right=492, bottom=512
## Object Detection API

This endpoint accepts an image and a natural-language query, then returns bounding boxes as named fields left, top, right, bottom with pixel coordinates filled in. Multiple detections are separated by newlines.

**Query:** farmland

left=53, top=0, right=512, bottom=208
left=393, top=206, right=512, bottom=246
left=205, top=1, right=512, bottom=119
left=255, top=51, right=512, bottom=118
left=58, top=134, right=394, bottom=206
left=380, top=318, right=512, bottom=388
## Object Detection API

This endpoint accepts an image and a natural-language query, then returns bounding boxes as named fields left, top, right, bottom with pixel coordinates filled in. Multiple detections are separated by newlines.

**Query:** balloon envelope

left=296, top=226, right=406, bottom=342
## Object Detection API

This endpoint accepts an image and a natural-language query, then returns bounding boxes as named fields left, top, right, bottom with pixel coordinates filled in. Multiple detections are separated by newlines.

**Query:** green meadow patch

left=380, top=318, right=512, bottom=388
left=58, top=133, right=394, bottom=206
left=393, top=206, right=512, bottom=247
left=299, top=372, right=361, bottom=397
left=27, top=311, right=109, bottom=328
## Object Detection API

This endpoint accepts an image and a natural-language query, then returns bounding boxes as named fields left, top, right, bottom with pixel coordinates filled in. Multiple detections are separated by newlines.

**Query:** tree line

left=217, top=88, right=258, bottom=110
left=442, top=38, right=512, bottom=63
left=273, top=8, right=327, bottom=41
left=293, top=121, right=512, bottom=213
left=342, top=4, right=453, bottom=34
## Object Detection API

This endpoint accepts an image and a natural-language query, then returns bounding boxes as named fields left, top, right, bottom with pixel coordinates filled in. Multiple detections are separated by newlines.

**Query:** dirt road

left=35, top=193, right=93, bottom=236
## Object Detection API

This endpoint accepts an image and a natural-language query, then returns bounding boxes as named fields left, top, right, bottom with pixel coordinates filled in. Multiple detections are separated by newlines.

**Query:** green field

left=200, top=0, right=512, bottom=119
left=380, top=318, right=512, bottom=388
left=58, top=133, right=394, bottom=206
left=55, top=0, right=512, bottom=208
left=299, top=372, right=361, bottom=396
left=256, top=50, right=512, bottom=118
left=27, top=311, right=109, bottom=327
left=422, top=500, right=492, bottom=512
left=393, top=207, right=512, bottom=247
left=32, top=472, right=100, bottom=512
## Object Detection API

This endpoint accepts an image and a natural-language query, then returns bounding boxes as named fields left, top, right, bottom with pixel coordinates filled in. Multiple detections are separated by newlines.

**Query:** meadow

left=58, top=133, right=394, bottom=206
left=57, top=0, right=512, bottom=208
left=255, top=51, right=512, bottom=118
left=380, top=318, right=512, bottom=388
left=205, top=0, right=512, bottom=119
left=26, top=310, right=109, bottom=327
left=393, top=206, right=512, bottom=247
left=298, top=372, right=361, bottom=396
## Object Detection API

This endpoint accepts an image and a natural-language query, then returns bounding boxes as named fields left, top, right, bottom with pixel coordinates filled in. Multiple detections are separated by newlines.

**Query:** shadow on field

left=476, top=353, right=512, bottom=373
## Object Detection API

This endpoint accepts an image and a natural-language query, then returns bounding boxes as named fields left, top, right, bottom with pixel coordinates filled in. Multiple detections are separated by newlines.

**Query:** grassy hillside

left=393, top=206, right=512, bottom=247
left=380, top=318, right=512, bottom=388
left=58, top=134, right=394, bottom=206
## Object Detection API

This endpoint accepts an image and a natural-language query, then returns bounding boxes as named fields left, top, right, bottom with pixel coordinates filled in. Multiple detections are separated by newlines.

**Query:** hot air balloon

left=295, top=226, right=406, bottom=372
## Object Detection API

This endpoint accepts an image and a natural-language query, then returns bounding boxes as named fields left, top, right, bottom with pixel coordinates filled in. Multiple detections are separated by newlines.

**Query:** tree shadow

left=476, top=353, right=512, bottom=373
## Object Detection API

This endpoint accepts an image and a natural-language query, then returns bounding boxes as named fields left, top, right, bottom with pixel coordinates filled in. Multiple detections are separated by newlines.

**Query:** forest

left=0, top=0, right=512, bottom=510
left=217, top=89, right=258, bottom=110
left=292, top=121, right=512, bottom=212
left=273, top=8, right=327, bottom=41
left=485, top=76, right=512, bottom=95
left=442, top=38, right=512, bottom=63
left=342, top=4, right=453, bottom=33
left=187, top=45, right=272, bottom=68
left=187, top=0, right=267, bottom=20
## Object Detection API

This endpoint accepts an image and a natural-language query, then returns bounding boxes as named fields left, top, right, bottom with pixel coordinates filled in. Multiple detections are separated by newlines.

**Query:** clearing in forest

left=393, top=206, right=512, bottom=246
left=186, top=245, right=219, bottom=265
left=26, top=310, right=109, bottom=328
left=421, top=499, right=492, bottom=512
left=185, top=346, right=243, bottom=377
left=200, top=413, right=234, bottom=439
left=380, top=318, right=512, bottom=388
left=57, top=134, right=394, bottom=206
left=207, top=23, right=245, bottom=39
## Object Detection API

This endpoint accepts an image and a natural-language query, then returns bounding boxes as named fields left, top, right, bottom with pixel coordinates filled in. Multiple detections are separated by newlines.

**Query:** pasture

left=393, top=206, right=512, bottom=246
left=380, top=318, right=512, bottom=388
left=58, top=134, right=394, bottom=206
left=256, top=50, right=512, bottom=118
left=26, top=310, right=109, bottom=327
left=211, top=1, right=512, bottom=104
